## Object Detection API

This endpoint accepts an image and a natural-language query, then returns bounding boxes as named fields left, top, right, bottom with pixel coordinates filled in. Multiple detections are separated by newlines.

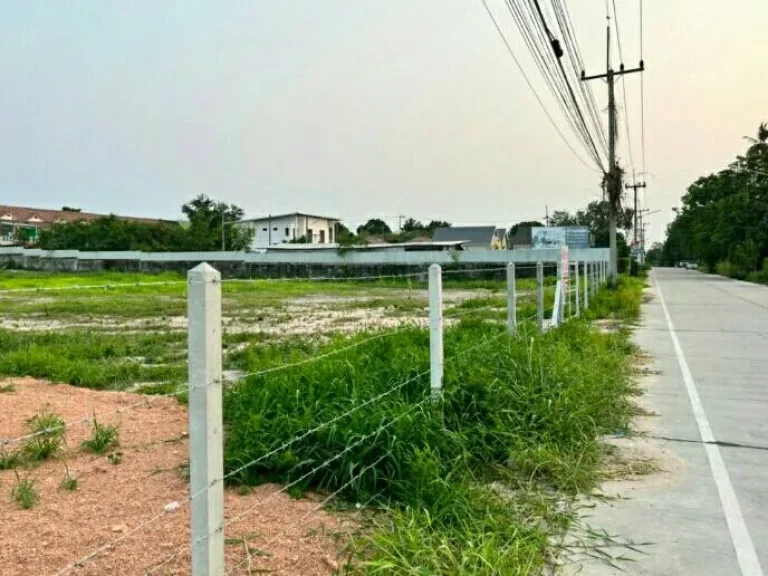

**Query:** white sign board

left=532, top=227, right=567, bottom=249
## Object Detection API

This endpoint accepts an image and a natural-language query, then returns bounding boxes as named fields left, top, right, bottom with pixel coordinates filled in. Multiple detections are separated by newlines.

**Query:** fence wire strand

left=145, top=397, right=431, bottom=575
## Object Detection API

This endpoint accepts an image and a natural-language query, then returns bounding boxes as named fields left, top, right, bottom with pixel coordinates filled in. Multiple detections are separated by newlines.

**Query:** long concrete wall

left=0, top=247, right=609, bottom=278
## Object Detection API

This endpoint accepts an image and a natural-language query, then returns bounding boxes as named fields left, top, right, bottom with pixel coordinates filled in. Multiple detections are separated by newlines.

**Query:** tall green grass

left=584, top=276, right=645, bottom=323
left=0, top=329, right=185, bottom=389
left=223, top=289, right=636, bottom=573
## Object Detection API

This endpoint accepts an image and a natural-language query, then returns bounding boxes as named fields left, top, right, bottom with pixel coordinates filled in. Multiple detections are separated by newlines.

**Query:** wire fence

left=0, top=255, right=609, bottom=575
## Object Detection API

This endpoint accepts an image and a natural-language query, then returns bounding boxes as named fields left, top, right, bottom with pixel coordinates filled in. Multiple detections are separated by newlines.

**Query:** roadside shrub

left=746, top=259, right=768, bottom=285
left=223, top=295, right=635, bottom=571
left=716, top=259, right=734, bottom=278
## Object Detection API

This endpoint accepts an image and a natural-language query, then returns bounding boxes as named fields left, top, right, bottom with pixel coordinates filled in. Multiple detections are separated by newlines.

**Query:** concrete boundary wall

left=0, top=247, right=610, bottom=278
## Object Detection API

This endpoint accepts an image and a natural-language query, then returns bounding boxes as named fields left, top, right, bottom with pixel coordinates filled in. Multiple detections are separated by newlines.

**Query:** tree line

left=660, top=122, right=768, bottom=281
left=39, top=195, right=253, bottom=252
left=35, top=194, right=633, bottom=255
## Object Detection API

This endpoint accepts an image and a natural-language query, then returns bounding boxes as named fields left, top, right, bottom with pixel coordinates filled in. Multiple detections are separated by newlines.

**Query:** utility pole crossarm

left=580, top=63, right=645, bottom=82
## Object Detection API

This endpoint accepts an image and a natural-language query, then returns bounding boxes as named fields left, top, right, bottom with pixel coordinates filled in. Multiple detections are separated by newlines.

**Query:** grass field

left=0, top=267, right=642, bottom=575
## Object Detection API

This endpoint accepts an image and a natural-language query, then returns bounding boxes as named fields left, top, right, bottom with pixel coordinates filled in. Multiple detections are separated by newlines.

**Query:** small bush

left=107, top=451, right=123, bottom=465
left=11, top=474, right=38, bottom=509
left=0, top=450, right=22, bottom=470
left=59, top=466, right=79, bottom=491
left=81, top=418, right=119, bottom=454
left=20, top=410, right=66, bottom=463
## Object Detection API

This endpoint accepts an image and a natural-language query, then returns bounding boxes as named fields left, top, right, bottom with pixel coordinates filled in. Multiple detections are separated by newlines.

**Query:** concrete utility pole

left=625, top=178, right=647, bottom=245
left=581, top=18, right=644, bottom=279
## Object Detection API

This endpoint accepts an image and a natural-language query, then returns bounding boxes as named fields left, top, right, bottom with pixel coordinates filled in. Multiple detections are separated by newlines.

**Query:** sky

left=1, top=1, right=767, bottom=244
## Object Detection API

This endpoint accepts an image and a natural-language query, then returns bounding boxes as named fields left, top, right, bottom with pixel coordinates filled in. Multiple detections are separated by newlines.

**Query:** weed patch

left=59, top=466, right=79, bottom=491
left=81, top=418, right=119, bottom=454
left=11, top=474, right=38, bottom=509
left=20, top=410, right=66, bottom=463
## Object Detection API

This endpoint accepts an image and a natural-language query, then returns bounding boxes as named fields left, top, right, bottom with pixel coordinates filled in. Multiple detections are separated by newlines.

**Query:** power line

left=551, top=0, right=609, bottom=159
left=612, top=0, right=636, bottom=176
left=479, top=0, right=601, bottom=173
left=504, top=0, right=606, bottom=170
left=640, top=0, right=647, bottom=177
left=532, top=0, right=605, bottom=168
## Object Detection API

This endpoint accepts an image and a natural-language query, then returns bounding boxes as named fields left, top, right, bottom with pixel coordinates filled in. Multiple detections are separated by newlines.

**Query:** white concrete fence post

left=187, top=263, right=225, bottom=576
left=574, top=260, right=580, bottom=317
left=584, top=261, right=590, bottom=309
left=536, top=261, right=544, bottom=333
left=428, top=264, right=444, bottom=403
left=507, top=262, right=516, bottom=335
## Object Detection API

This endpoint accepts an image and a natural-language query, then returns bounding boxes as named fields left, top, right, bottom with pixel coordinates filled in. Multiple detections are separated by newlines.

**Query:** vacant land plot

left=0, top=269, right=639, bottom=576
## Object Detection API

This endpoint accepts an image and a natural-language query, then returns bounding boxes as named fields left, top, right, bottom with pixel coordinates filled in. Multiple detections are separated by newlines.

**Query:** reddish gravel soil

left=0, top=378, right=355, bottom=576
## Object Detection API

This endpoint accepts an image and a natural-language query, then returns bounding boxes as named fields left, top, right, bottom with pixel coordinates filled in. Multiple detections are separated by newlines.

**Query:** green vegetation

left=107, top=451, right=124, bottom=465
left=1, top=409, right=66, bottom=470
left=21, top=411, right=66, bottom=463
left=0, top=383, right=15, bottom=393
left=0, top=329, right=185, bottom=390
left=81, top=418, right=120, bottom=454
left=663, top=122, right=768, bottom=280
left=584, top=276, right=645, bottom=323
left=11, top=474, right=38, bottom=509
left=37, top=194, right=253, bottom=252
left=0, top=450, right=22, bottom=470
left=59, top=466, right=79, bottom=491
left=223, top=277, right=638, bottom=573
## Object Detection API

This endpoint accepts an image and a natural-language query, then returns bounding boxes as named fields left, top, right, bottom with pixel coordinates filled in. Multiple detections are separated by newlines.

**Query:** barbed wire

left=226, top=454, right=390, bottom=575
left=235, top=324, right=426, bottom=380
left=0, top=387, right=185, bottom=447
left=144, top=397, right=431, bottom=575
left=50, top=367, right=430, bottom=575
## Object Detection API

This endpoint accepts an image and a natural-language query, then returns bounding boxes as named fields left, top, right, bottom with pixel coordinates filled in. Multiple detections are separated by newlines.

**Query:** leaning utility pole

left=625, top=177, right=647, bottom=245
left=581, top=18, right=644, bottom=279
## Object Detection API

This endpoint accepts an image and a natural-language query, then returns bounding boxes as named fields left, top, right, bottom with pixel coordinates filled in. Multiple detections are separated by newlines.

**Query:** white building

left=236, top=212, right=340, bottom=249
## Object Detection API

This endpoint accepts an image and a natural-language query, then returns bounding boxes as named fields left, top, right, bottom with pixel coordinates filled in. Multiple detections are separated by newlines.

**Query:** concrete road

left=567, top=268, right=768, bottom=576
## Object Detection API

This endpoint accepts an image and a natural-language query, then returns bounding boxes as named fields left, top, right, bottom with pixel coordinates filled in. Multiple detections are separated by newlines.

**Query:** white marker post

left=584, top=261, right=590, bottom=309
left=536, top=261, right=544, bottom=333
left=574, top=260, right=581, bottom=317
left=187, top=263, right=224, bottom=576
left=507, top=262, right=516, bottom=335
left=428, top=264, right=444, bottom=402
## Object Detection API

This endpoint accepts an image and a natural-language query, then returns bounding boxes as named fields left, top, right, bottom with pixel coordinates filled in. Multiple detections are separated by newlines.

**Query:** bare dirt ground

left=0, top=289, right=499, bottom=334
left=0, top=378, right=357, bottom=576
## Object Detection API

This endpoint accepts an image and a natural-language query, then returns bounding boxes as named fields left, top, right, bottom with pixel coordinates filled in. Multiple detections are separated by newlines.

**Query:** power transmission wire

left=640, top=0, right=647, bottom=177
left=612, top=0, right=636, bottom=177
left=479, top=0, right=602, bottom=173
left=506, top=0, right=605, bottom=170
left=529, top=0, right=606, bottom=168
left=551, top=0, right=609, bottom=159
left=501, top=0, right=593, bottom=163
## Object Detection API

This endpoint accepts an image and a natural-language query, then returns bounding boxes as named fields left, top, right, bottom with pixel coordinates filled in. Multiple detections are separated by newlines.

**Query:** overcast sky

left=1, top=1, right=766, bottom=243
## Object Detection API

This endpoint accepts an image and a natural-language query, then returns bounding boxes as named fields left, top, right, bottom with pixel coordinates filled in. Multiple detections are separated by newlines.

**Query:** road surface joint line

left=654, top=271, right=764, bottom=576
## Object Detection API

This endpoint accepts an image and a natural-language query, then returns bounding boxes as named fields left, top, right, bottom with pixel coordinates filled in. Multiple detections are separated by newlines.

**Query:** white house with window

left=236, top=212, right=341, bottom=249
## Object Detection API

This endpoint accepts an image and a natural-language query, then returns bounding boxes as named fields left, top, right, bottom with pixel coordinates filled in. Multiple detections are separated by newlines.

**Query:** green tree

left=356, top=218, right=392, bottom=236
left=662, top=121, right=768, bottom=275
left=180, top=194, right=252, bottom=251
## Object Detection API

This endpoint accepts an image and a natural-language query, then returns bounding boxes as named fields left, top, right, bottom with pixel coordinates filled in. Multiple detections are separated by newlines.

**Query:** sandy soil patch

left=0, top=378, right=356, bottom=576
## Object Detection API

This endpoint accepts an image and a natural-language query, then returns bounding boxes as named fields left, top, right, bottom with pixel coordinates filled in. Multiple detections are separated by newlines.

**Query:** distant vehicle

left=677, top=261, right=698, bottom=270
left=688, top=262, right=699, bottom=270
